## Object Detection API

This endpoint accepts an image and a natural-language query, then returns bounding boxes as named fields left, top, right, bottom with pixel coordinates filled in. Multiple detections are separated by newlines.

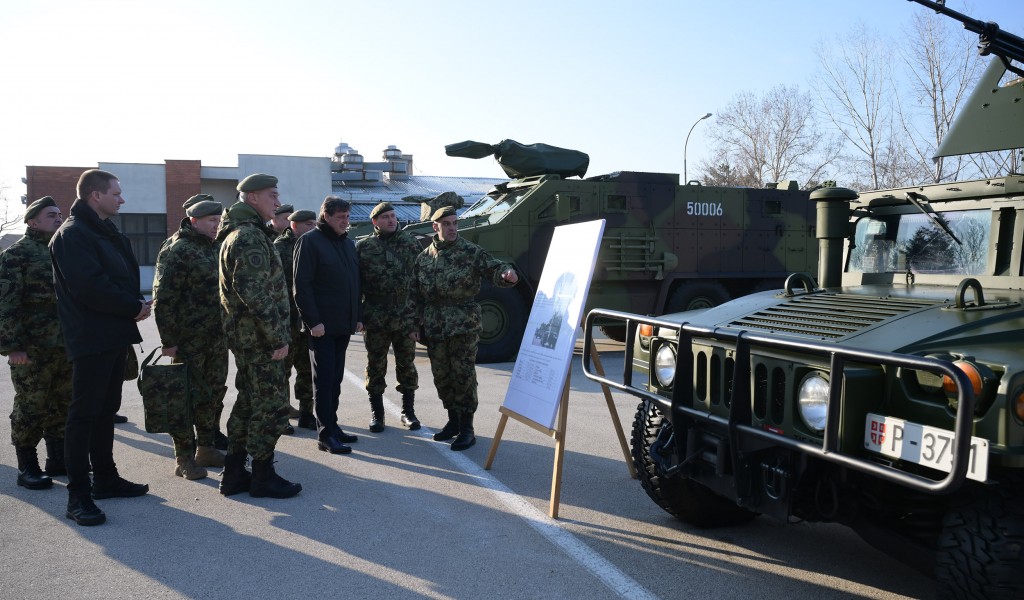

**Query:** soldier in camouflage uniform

left=152, top=200, right=229, bottom=481
left=217, top=174, right=300, bottom=499
left=271, top=203, right=293, bottom=235
left=408, top=206, right=519, bottom=451
left=274, top=209, right=316, bottom=429
left=1, top=197, right=70, bottom=490
left=356, top=201, right=421, bottom=432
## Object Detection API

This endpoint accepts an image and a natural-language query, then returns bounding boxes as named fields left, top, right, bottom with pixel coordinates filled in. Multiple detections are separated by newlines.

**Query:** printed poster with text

left=501, top=219, right=606, bottom=430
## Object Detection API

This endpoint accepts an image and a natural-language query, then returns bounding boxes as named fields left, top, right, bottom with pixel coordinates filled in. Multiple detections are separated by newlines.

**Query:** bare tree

left=898, top=10, right=985, bottom=182
left=0, top=182, right=22, bottom=236
left=814, top=24, right=911, bottom=190
left=697, top=84, right=840, bottom=188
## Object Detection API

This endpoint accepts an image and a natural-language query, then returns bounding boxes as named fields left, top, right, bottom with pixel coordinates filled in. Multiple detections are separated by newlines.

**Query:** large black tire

left=475, top=283, right=527, bottom=363
left=631, top=398, right=758, bottom=528
left=664, top=281, right=730, bottom=314
left=935, top=475, right=1024, bottom=599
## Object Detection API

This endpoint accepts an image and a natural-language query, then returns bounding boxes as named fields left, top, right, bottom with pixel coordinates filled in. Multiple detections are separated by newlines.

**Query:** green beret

left=370, top=201, right=395, bottom=219
left=431, top=206, right=458, bottom=221
left=183, top=193, right=214, bottom=210
left=288, top=209, right=316, bottom=222
left=237, top=173, right=278, bottom=193
left=24, top=196, right=57, bottom=222
left=274, top=203, right=294, bottom=216
left=186, top=200, right=224, bottom=218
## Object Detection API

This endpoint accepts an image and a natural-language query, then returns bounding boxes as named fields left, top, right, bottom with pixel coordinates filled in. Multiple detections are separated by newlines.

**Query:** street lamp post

left=684, top=112, right=712, bottom=184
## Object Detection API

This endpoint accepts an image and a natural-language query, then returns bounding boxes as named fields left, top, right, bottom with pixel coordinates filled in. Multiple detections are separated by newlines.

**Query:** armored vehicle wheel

left=935, top=476, right=1024, bottom=599
left=631, top=398, right=758, bottom=528
left=475, top=283, right=527, bottom=363
left=664, top=281, right=729, bottom=313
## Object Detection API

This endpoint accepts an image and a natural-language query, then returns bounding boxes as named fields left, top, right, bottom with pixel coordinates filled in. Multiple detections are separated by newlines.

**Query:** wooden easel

left=484, top=343, right=635, bottom=519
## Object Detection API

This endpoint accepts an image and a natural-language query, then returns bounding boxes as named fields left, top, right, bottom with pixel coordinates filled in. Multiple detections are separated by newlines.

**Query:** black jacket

left=50, top=199, right=144, bottom=360
left=293, top=222, right=360, bottom=336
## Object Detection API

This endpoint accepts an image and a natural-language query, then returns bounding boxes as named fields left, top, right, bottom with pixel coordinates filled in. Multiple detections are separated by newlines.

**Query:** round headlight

left=654, top=344, right=677, bottom=388
left=798, top=373, right=830, bottom=432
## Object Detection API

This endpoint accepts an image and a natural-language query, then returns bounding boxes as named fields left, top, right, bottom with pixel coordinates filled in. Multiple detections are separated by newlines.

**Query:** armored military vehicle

left=581, top=3, right=1024, bottom=597
left=405, top=139, right=818, bottom=362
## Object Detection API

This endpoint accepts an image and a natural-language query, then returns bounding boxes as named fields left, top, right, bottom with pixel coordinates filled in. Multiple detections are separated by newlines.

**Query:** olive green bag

left=137, top=347, right=192, bottom=434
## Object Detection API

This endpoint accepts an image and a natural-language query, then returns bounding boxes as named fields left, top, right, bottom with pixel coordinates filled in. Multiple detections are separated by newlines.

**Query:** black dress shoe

left=67, top=495, right=106, bottom=526
left=113, top=414, right=128, bottom=424
left=317, top=436, right=352, bottom=455
left=334, top=429, right=358, bottom=443
left=91, top=476, right=149, bottom=499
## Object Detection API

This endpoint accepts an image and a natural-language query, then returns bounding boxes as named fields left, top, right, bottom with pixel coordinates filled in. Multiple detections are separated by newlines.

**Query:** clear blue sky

left=1, top=0, right=1020, bottom=212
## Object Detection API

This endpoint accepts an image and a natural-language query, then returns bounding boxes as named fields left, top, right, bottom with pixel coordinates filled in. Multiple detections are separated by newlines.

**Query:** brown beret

left=431, top=206, right=458, bottom=221
left=24, top=196, right=57, bottom=222
left=237, top=173, right=278, bottom=193
left=288, top=209, right=316, bottom=222
left=370, top=201, right=395, bottom=219
left=274, top=204, right=294, bottom=216
left=182, top=193, right=214, bottom=210
left=186, top=200, right=224, bottom=218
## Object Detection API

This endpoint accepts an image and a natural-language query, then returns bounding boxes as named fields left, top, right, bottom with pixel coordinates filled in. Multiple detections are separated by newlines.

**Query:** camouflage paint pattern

left=153, top=220, right=229, bottom=456
left=275, top=227, right=313, bottom=412
left=357, top=227, right=421, bottom=395
left=403, top=172, right=816, bottom=317
left=0, top=228, right=70, bottom=446
left=217, top=201, right=291, bottom=460
left=9, top=346, right=71, bottom=447
left=409, top=235, right=516, bottom=341
left=426, top=333, right=479, bottom=413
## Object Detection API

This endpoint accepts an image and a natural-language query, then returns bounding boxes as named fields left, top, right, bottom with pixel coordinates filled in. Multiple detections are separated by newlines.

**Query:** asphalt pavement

left=0, top=318, right=935, bottom=599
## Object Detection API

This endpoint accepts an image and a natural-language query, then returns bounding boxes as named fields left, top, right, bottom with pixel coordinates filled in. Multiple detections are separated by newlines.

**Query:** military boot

left=368, top=394, right=386, bottom=433
left=16, top=446, right=53, bottom=490
left=219, top=453, right=252, bottom=496
left=297, top=411, right=317, bottom=430
left=432, top=410, right=460, bottom=441
left=450, top=412, right=476, bottom=452
left=400, top=392, right=421, bottom=430
left=249, top=453, right=302, bottom=499
left=195, top=445, right=225, bottom=468
left=174, top=456, right=208, bottom=480
left=44, top=436, right=66, bottom=476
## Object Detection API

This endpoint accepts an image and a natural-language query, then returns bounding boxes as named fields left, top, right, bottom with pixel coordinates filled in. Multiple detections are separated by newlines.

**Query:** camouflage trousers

left=169, top=345, right=228, bottom=457
left=227, top=353, right=290, bottom=461
left=363, top=326, right=418, bottom=396
left=426, top=333, right=479, bottom=414
left=8, top=346, right=71, bottom=448
left=285, top=325, right=314, bottom=413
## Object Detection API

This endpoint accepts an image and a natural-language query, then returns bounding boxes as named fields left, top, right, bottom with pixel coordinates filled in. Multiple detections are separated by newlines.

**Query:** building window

left=113, top=213, right=166, bottom=265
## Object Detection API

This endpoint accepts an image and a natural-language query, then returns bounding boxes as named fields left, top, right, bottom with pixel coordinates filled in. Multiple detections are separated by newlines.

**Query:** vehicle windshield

left=847, top=209, right=990, bottom=275
left=461, top=189, right=530, bottom=219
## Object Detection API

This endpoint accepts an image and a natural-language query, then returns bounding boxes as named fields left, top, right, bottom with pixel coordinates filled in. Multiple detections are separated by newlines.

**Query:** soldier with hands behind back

left=1, top=197, right=71, bottom=491
left=217, top=174, right=300, bottom=499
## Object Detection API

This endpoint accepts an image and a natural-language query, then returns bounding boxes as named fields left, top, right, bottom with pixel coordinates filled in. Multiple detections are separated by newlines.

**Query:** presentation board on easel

left=500, top=219, right=606, bottom=430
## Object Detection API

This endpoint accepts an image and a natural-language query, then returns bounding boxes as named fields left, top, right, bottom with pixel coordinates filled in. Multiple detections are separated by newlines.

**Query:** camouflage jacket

left=0, top=228, right=63, bottom=353
left=356, top=227, right=421, bottom=331
left=410, top=235, right=516, bottom=340
left=273, top=228, right=300, bottom=325
left=216, top=201, right=290, bottom=357
left=152, top=219, right=223, bottom=352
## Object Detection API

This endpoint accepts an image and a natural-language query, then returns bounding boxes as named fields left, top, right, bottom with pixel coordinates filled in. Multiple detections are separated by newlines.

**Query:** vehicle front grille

left=727, top=293, right=942, bottom=340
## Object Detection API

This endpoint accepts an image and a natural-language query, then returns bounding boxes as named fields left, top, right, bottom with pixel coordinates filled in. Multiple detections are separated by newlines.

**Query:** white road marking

left=345, top=369, right=659, bottom=600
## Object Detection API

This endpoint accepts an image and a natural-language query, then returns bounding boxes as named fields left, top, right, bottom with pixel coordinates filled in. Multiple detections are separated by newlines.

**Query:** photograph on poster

left=501, top=219, right=606, bottom=430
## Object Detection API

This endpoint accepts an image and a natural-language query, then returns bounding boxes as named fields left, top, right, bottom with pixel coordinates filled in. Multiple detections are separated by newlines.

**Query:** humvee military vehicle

left=405, top=139, right=819, bottom=363
left=581, top=3, right=1024, bottom=597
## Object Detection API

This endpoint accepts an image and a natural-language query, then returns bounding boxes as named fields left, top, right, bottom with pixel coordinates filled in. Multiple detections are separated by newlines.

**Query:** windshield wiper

left=905, top=192, right=962, bottom=245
